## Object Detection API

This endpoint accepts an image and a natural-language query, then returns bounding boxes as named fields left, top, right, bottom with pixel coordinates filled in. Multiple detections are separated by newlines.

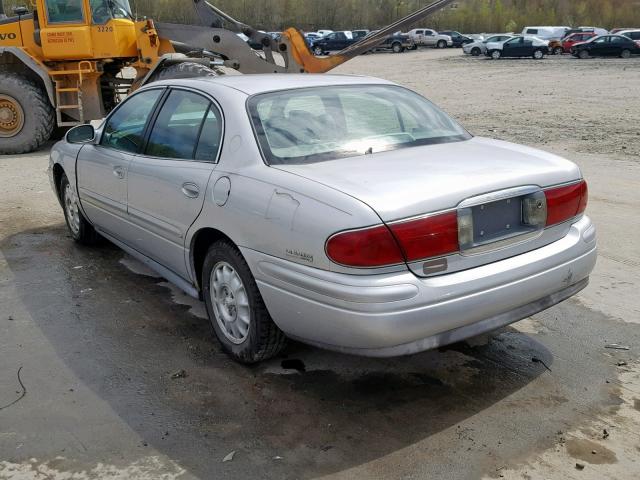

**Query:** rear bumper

left=244, top=216, right=597, bottom=357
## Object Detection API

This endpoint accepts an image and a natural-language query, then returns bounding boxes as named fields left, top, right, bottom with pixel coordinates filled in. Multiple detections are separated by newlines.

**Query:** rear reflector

left=545, top=180, right=588, bottom=226
left=389, top=211, right=459, bottom=262
left=326, top=225, right=404, bottom=267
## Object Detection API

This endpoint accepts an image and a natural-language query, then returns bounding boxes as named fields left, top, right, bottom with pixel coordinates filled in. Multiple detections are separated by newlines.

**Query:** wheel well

left=190, top=228, right=236, bottom=292
left=52, top=163, right=65, bottom=203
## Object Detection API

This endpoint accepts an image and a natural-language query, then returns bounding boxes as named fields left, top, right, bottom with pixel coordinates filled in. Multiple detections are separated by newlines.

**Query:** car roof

left=168, top=74, right=396, bottom=96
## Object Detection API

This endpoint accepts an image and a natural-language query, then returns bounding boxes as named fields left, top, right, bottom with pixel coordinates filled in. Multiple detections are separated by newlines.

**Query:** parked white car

left=463, top=34, right=514, bottom=56
left=316, top=29, right=334, bottom=37
left=618, top=29, right=640, bottom=46
left=522, top=26, right=570, bottom=41
left=49, top=74, right=596, bottom=363
left=577, top=26, right=609, bottom=36
left=407, top=28, right=453, bottom=48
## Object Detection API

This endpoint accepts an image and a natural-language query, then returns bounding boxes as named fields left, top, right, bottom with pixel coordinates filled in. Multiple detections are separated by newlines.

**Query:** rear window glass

left=248, top=85, right=470, bottom=165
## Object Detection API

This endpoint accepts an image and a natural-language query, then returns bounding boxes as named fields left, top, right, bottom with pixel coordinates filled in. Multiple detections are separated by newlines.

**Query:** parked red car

left=562, top=32, right=597, bottom=52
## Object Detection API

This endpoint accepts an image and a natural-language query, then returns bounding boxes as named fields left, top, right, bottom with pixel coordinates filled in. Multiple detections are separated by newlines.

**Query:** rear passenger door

left=125, top=88, right=224, bottom=278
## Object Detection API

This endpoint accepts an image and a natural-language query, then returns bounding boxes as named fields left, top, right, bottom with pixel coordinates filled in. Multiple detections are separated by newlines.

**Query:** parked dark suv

left=311, top=31, right=356, bottom=55
left=373, top=32, right=415, bottom=53
left=572, top=35, right=640, bottom=58
left=439, top=30, right=474, bottom=47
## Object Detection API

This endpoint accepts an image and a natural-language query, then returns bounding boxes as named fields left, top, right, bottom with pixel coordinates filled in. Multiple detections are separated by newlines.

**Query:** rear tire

left=203, top=241, right=287, bottom=364
left=314, top=46, right=324, bottom=56
left=60, top=173, right=99, bottom=245
left=392, top=42, right=404, bottom=53
left=437, top=40, right=447, bottom=49
left=554, top=46, right=564, bottom=55
left=150, top=61, right=218, bottom=83
left=533, top=49, right=545, bottom=59
left=0, top=73, right=54, bottom=155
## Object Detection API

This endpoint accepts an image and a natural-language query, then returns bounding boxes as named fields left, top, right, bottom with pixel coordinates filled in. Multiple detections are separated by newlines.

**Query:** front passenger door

left=126, top=88, right=224, bottom=279
left=590, top=37, right=608, bottom=56
left=502, top=37, right=522, bottom=56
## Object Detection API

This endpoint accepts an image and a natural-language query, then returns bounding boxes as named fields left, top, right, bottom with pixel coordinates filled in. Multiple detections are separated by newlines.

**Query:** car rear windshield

left=247, top=85, right=471, bottom=165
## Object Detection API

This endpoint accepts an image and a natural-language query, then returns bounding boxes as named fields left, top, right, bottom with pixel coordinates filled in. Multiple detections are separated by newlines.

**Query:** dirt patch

left=565, top=438, right=617, bottom=465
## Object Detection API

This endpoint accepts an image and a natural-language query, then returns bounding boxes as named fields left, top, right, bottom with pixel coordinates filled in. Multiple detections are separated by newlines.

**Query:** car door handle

left=181, top=183, right=200, bottom=199
left=113, top=166, right=125, bottom=179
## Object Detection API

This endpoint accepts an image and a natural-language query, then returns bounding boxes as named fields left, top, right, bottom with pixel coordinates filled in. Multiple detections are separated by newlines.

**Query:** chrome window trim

left=140, top=85, right=226, bottom=164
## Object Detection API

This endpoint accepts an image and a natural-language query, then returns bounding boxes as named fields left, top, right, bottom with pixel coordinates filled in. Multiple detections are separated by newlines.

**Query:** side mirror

left=66, top=124, right=96, bottom=144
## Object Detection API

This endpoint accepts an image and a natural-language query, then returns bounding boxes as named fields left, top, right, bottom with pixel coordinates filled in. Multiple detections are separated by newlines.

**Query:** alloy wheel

left=210, top=262, right=250, bottom=344
left=64, top=182, right=81, bottom=236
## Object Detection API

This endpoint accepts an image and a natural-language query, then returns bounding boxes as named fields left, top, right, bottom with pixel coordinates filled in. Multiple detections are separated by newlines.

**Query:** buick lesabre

left=49, top=75, right=597, bottom=363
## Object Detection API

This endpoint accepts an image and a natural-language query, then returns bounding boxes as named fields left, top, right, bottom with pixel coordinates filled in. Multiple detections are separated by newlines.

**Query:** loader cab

left=37, top=0, right=137, bottom=60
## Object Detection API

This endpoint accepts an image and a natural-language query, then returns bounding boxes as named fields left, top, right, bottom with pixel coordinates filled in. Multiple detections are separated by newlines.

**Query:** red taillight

left=545, top=180, right=588, bottom=226
left=326, top=211, right=459, bottom=268
left=389, top=211, right=459, bottom=262
left=326, top=224, right=404, bottom=267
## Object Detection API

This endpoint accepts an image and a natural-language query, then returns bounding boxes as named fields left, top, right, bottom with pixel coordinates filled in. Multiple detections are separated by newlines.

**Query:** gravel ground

left=0, top=48, right=639, bottom=480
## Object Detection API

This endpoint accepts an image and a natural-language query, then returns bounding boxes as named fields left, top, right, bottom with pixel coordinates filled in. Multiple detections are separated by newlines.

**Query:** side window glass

left=146, top=90, right=210, bottom=160
left=195, top=106, right=224, bottom=162
left=47, top=0, right=85, bottom=23
left=101, top=89, right=162, bottom=153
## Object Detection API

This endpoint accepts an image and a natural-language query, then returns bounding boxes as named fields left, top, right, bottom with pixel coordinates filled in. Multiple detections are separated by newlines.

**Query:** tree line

left=2, top=0, right=639, bottom=33
left=128, top=0, right=640, bottom=32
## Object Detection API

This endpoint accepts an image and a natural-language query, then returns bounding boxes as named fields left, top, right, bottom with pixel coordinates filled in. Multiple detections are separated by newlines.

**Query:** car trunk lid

left=274, top=137, right=582, bottom=223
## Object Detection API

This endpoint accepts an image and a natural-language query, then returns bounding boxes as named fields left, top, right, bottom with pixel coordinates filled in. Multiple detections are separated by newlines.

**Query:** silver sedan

left=49, top=75, right=597, bottom=363
left=463, top=34, right=514, bottom=56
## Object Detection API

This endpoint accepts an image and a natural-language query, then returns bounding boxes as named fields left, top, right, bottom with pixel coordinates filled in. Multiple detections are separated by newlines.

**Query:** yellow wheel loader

left=0, top=0, right=455, bottom=154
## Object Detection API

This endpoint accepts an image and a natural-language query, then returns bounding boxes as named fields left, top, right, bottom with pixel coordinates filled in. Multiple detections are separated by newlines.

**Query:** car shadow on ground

left=3, top=226, right=559, bottom=479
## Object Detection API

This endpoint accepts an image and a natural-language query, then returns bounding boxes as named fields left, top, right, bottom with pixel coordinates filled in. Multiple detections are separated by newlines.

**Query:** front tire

left=621, top=49, right=631, bottom=59
left=471, top=47, right=481, bottom=56
left=60, top=174, right=98, bottom=245
left=314, top=46, right=324, bottom=56
left=203, top=241, right=287, bottom=364
left=578, top=49, right=590, bottom=59
left=554, top=46, right=564, bottom=55
left=0, top=73, right=55, bottom=155
left=491, top=50, right=502, bottom=60
left=392, top=42, right=404, bottom=54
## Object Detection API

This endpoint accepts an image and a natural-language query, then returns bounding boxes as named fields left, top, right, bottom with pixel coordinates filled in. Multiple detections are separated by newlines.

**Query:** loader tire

left=0, top=73, right=55, bottom=155
left=150, top=62, right=219, bottom=83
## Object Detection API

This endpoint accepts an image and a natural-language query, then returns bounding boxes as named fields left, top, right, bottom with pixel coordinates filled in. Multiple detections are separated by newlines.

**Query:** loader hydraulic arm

left=157, top=0, right=459, bottom=74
